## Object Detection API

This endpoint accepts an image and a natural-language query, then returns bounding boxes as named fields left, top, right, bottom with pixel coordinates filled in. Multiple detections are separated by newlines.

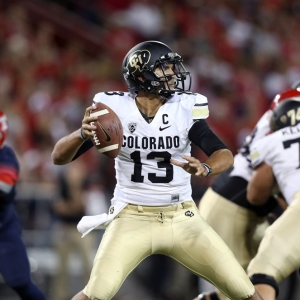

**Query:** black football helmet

left=270, top=100, right=300, bottom=131
left=122, top=41, right=191, bottom=99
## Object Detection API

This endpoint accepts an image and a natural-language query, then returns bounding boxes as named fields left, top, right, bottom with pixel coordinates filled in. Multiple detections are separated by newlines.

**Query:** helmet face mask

left=123, top=41, right=191, bottom=99
left=0, top=111, right=8, bottom=148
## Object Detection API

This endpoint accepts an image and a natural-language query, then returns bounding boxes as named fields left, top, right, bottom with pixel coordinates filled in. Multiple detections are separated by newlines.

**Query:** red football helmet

left=0, top=110, right=8, bottom=147
left=270, top=89, right=300, bottom=110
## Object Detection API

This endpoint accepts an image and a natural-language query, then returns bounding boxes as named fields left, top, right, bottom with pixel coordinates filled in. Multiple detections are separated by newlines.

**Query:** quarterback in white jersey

left=52, top=41, right=263, bottom=300
left=93, top=91, right=208, bottom=206
left=246, top=99, right=300, bottom=300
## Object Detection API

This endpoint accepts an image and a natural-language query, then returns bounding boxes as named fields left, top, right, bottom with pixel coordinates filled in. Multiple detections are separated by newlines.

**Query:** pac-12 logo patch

left=185, top=210, right=194, bottom=217
left=126, top=50, right=151, bottom=78
left=128, top=122, right=137, bottom=133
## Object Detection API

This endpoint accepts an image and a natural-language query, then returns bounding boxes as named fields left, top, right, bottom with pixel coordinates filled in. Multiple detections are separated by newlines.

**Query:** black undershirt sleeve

left=188, top=119, right=228, bottom=157
left=72, top=139, right=94, bottom=161
left=212, top=175, right=279, bottom=217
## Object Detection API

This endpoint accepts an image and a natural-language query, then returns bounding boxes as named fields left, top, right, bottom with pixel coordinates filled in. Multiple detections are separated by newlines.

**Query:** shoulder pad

left=93, top=91, right=127, bottom=103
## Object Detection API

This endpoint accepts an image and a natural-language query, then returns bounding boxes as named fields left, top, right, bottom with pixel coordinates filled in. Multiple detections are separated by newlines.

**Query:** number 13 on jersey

left=130, top=150, right=173, bottom=183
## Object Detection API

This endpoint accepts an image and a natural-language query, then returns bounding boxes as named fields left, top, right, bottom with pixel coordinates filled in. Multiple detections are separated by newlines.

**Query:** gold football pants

left=198, top=187, right=269, bottom=300
left=83, top=201, right=255, bottom=300
left=199, top=188, right=268, bottom=270
left=247, top=189, right=300, bottom=282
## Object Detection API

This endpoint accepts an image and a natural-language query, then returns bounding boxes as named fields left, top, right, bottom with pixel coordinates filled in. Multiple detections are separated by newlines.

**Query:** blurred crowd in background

left=1, top=0, right=300, bottom=299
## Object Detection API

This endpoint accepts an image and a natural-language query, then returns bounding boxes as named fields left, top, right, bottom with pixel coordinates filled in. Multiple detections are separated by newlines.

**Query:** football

left=90, top=102, right=123, bottom=159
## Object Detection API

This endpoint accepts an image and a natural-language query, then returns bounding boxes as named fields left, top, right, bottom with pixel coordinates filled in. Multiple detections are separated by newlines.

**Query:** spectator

left=50, top=159, right=97, bottom=300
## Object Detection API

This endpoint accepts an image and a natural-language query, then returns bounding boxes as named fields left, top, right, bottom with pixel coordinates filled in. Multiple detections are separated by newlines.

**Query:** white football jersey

left=230, top=110, right=272, bottom=181
left=250, top=123, right=300, bottom=205
left=93, top=91, right=209, bottom=206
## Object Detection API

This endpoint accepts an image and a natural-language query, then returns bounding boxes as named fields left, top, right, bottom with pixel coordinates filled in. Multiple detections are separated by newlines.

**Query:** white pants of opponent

left=83, top=201, right=255, bottom=300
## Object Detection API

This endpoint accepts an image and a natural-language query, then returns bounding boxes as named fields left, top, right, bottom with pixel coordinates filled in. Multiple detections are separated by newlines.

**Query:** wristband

left=202, top=163, right=212, bottom=177
left=80, top=128, right=89, bottom=141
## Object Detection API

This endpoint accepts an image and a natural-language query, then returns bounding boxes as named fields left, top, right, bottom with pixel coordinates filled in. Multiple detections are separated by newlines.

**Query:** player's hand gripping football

left=170, top=155, right=208, bottom=177
left=81, top=105, right=97, bottom=140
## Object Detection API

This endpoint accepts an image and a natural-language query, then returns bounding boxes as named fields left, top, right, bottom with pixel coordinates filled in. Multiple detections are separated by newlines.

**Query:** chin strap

left=157, top=88, right=175, bottom=99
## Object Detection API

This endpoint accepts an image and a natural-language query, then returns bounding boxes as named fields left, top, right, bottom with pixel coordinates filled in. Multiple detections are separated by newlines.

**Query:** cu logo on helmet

left=126, top=50, right=150, bottom=77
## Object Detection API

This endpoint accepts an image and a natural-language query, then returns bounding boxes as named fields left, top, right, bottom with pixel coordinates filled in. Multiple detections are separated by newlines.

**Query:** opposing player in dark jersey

left=194, top=87, right=300, bottom=300
left=52, top=41, right=263, bottom=300
left=0, top=111, right=46, bottom=300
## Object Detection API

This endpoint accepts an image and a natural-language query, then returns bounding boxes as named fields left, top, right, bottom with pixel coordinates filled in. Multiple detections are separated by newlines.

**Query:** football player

left=245, top=99, right=300, bottom=299
left=52, top=41, right=263, bottom=300
left=195, top=87, right=300, bottom=300
left=0, top=111, right=46, bottom=300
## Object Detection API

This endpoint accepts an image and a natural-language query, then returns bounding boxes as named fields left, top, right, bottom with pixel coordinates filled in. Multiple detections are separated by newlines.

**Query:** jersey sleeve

left=0, top=163, right=18, bottom=194
left=192, top=94, right=209, bottom=121
left=249, top=135, right=273, bottom=169
left=93, top=92, right=110, bottom=106
left=93, top=91, right=126, bottom=112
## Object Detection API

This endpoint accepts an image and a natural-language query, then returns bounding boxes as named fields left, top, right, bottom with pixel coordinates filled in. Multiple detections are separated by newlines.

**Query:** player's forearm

left=247, top=163, right=275, bottom=205
left=204, top=149, right=234, bottom=175
left=247, top=183, right=270, bottom=205
left=51, top=129, right=84, bottom=165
